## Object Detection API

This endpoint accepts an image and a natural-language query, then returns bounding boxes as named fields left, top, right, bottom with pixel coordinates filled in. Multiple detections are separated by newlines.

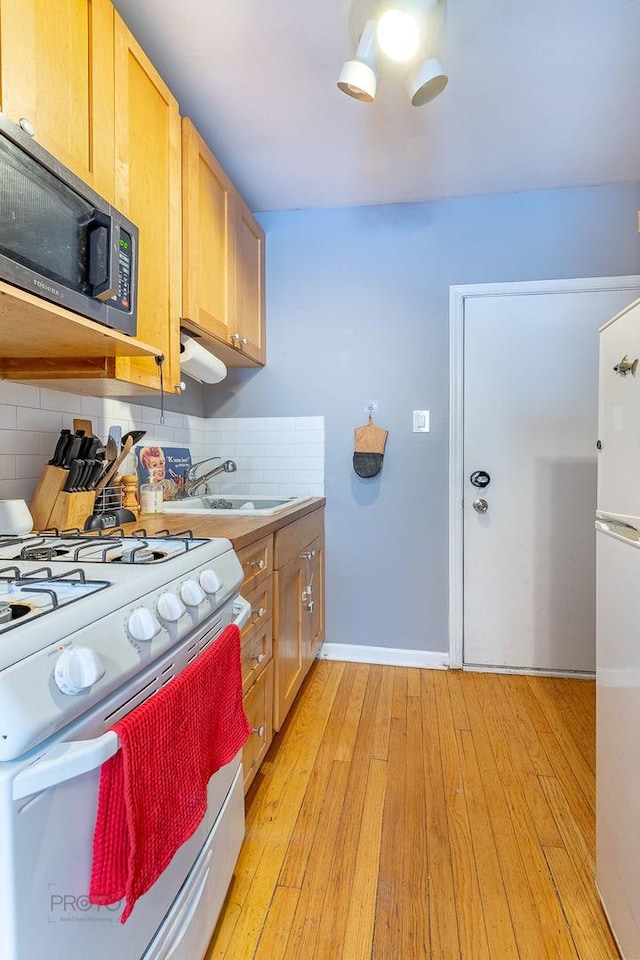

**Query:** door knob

left=473, top=498, right=489, bottom=513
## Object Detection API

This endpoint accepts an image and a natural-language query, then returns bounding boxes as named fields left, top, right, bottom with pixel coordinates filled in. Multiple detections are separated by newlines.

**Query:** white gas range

left=0, top=527, right=250, bottom=960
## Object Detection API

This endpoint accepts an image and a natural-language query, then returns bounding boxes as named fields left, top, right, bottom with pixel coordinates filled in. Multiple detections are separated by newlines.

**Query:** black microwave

left=0, top=112, right=138, bottom=336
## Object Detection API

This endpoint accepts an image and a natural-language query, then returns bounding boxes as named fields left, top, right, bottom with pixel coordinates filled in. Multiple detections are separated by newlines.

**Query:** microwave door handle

left=87, top=209, right=118, bottom=302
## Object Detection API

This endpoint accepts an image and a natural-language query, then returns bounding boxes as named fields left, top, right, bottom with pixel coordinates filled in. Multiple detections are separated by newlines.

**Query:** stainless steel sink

left=162, top=495, right=312, bottom=515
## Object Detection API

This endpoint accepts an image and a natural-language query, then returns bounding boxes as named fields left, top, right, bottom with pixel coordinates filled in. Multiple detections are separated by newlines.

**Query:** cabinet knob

left=300, top=551, right=313, bottom=560
left=307, top=600, right=315, bottom=614
left=19, top=117, right=35, bottom=137
left=252, top=725, right=265, bottom=737
left=250, top=559, right=265, bottom=570
left=252, top=606, right=265, bottom=619
left=232, top=333, right=248, bottom=345
left=251, top=652, right=266, bottom=664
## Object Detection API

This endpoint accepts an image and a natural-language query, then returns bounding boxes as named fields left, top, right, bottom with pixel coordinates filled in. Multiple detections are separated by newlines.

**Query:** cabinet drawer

left=237, top=535, right=272, bottom=591
left=241, top=577, right=272, bottom=640
left=242, top=660, right=273, bottom=794
left=241, top=618, right=272, bottom=694
left=274, top=509, right=324, bottom=568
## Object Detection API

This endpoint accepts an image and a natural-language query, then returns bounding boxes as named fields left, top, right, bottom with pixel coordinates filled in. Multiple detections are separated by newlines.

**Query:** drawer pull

left=252, top=606, right=265, bottom=619
left=251, top=652, right=266, bottom=664
left=250, top=559, right=265, bottom=570
left=252, top=725, right=265, bottom=737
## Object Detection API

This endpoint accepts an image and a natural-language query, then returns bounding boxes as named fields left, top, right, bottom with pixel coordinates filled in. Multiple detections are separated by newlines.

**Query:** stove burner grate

left=0, top=566, right=111, bottom=633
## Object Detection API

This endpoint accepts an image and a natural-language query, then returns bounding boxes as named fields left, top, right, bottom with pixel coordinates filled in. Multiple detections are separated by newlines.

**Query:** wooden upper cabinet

left=234, top=192, right=265, bottom=364
left=182, top=118, right=233, bottom=344
left=181, top=118, right=266, bottom=367
left=0, top=0, right=115, bottom=200
left=112, top=15, right=181, bottom=394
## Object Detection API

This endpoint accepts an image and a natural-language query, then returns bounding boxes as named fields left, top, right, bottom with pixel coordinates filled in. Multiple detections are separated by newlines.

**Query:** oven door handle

left=232, top=594, right=251, bottom=631
left=13, top=603, right=250, bottom=801
left=12, top=731, right=119, bottom=801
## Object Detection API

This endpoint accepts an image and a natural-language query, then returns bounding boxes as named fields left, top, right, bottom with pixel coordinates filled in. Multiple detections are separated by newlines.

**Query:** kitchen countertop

left=122, top=496, right=326, bottom=550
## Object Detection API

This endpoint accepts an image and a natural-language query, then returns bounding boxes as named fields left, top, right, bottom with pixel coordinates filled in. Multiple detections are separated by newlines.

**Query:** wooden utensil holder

left=48, top=491, right=96, bottom=532
left=29, top=465, right=69, bottom=531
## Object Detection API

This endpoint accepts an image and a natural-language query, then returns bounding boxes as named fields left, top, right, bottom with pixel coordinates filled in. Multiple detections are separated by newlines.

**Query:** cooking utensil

left=63, top=460, right=83, bottom=493
left=48, top=429, right=71, bottom=466
left=107, top=425, right=122, bottom=455
left=61, top=433, right=83, bottom=468
left=79, top=436, right=100, bottom=460
left=94, top=430, right=146, bottom=496
left=87, top=461, right=106, bottom=490
left=105, top=435, right=118, bottom=465
left=76, top=460, right=97, bottom=491
left=73, top=418, right=93, bottom=437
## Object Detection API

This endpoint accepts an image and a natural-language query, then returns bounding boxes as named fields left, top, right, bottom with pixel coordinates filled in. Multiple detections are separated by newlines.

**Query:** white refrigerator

left=596, top=296, right=640, bottom=958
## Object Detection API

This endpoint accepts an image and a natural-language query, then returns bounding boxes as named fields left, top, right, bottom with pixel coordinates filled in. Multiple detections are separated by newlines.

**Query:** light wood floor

left=205, top=662, right=620, bottom=960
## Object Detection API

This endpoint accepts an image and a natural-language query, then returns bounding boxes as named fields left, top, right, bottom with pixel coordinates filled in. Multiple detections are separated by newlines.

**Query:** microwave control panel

left=112, top=227, right=132, bottom=312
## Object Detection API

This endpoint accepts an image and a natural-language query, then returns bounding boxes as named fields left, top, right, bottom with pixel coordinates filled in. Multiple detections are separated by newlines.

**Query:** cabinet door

left=0, top=0, right=114, bottom=198
left=273, top=556, right=306, bottom=731
left=113, top=15, right=181, bottom=393
left=182, top=118, right=233, bottom=344
left=233, top=192, right=265, bottom=364
left=306, top=534, right=325, bottom=664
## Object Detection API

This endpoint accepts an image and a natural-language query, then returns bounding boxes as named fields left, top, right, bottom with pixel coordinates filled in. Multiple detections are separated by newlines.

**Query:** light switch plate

left=413, top=410, right=430, bottom=433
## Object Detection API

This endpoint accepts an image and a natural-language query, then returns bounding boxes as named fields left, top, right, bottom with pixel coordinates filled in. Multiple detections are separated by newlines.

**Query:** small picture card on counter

left=136, top=446, right=192, bottom=502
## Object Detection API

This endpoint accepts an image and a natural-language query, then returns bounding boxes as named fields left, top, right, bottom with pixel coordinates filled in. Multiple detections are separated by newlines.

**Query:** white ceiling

left=113, top=0, right=640, bottom=212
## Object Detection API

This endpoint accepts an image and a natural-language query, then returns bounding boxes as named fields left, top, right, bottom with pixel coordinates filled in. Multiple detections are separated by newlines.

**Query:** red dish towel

left=89, top=622, right=250, bottom=923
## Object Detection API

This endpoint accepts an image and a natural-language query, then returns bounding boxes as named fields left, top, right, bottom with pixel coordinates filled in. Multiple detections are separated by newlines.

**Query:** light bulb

left=377, top=9, right=420, bottom=63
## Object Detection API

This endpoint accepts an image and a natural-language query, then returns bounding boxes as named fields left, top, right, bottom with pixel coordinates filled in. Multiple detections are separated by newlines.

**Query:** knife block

left=48, top=491, right=96, bottom=533
left=29, top=466, right=69, bottom=531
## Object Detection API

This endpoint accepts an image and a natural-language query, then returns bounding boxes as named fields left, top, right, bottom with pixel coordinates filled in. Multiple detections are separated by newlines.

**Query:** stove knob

left=127, top=607, right=161, bottom=642
left=180, top=579, right=206, bottom=607
left=157, top=592, right=186, bottom=623
left=54, top=648, right=105, bottom=696
left=200, top=569, right=223, bottom=594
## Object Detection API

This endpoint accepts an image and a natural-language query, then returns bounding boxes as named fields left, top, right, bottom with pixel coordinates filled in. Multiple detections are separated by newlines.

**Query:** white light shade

left=337, top=58, right=377, bottom=101
left=407, top=57, right=448, bottom=106
left=337, top=19, right=378, bottom=102
left=377, top=9, right=420, bottom=63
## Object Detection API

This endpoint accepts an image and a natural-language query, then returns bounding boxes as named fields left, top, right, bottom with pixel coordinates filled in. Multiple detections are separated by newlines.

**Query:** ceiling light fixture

left=376, top=9, right=420, bottom=62
left=407, top=56, right=448, bottom=106
left=338, top=0, right=447, bottom=107
left=337, top=19, right=379, bottom=102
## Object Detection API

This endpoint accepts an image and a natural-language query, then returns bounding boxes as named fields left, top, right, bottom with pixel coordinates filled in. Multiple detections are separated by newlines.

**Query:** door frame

left=448, top=275, right=640, bottom=669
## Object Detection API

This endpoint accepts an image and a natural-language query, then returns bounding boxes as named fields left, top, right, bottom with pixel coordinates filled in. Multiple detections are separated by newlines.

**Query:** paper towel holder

left=179, top=330, right=227, bottom=384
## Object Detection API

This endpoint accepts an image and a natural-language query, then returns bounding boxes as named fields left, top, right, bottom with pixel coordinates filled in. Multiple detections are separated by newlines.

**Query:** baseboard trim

left=318, top=643, right=449, bottom=670
left=463, top=663, right=595, bottom=680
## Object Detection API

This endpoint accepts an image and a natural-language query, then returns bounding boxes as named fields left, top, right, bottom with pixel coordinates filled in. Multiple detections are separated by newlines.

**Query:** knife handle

left=48, top=429, right=71, bottom=466
left=64, top=459, right=83, bottom=493
left=62, top=436, right=83, bottom=468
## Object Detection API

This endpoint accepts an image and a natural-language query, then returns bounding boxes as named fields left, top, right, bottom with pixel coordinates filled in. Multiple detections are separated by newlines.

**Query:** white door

left=459, top=280, right=640, bottom=673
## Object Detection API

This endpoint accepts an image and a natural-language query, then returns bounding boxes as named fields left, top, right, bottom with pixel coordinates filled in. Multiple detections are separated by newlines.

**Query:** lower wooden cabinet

left=242, top=660, right=273, bottom=793
left=273, top=509, right=325, bottom=731
left=236, top=505, right=325, bottom=785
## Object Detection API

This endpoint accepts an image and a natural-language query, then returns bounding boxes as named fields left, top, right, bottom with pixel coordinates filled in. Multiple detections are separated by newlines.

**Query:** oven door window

left=0, top=135, right=96, bottom=295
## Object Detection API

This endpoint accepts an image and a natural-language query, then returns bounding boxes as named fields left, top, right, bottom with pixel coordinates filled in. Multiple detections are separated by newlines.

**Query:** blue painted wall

left=205, top=183, right=640, bottom=654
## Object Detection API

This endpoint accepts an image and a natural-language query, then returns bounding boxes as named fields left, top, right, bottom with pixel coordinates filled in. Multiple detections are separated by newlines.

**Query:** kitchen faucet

left=184, top=457, right=237, bottom=497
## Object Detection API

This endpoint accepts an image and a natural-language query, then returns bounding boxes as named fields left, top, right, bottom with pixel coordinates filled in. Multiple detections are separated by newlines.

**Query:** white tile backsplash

left=202, top=416, right=325, bottom=497
left=0, top=386, right=325, bottom=503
